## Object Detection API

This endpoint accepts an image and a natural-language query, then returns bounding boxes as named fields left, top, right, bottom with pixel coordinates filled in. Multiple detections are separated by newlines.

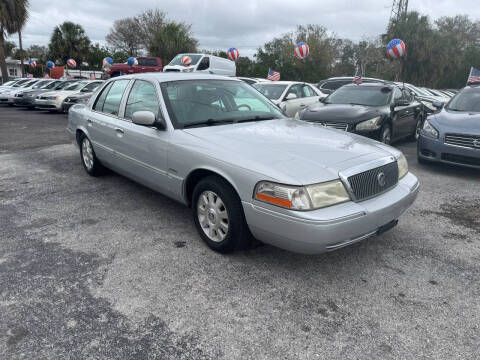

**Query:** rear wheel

left=380, top=124, right=392, bottom=145
left=410, top=115, right=423, bottom=141
left=79, top=134, right=105, bottom=176
left=192, top=176, right=252, bottom=253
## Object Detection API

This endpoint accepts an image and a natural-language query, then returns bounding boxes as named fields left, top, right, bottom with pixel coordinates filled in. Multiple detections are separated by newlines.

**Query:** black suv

left=316, top=76, right=385, bottom=95
left=297, top=83, right=425, bottom=145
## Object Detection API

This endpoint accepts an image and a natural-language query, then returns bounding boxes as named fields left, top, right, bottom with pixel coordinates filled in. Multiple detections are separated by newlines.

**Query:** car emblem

left=377, top=172, right=386, bottom=187
left=473, top=139, right=480, bottom=148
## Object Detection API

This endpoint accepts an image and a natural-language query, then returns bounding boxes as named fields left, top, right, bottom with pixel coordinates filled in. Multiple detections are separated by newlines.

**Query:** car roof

left=112, top=73, right=241, bottom=83
left=322, top=76, right=384, bottom=82
left=343, top=82, right=395, bottom=89
left=253, top=81, right=307, bottom=85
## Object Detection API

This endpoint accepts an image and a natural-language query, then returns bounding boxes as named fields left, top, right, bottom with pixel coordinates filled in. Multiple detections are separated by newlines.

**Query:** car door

left=106, top=79, right=171, bottom=194
left=390, top=87, right=413, bottom=139
left=87, top=79, right=131, bottom=167
left=282, top=84, right=306, bottom=117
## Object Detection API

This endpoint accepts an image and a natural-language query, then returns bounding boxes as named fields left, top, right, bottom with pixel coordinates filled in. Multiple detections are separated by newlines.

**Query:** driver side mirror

left=285, top=93, right=297, bottom=101
left=132, top=111, right=166, bottom=129
left=391, top=99, right=409, bottom=110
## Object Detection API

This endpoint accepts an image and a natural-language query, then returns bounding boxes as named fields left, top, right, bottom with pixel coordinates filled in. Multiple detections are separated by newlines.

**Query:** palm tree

left=48, top=22, right=91, bottom=66
left=0, top=0, right=29, bottom=82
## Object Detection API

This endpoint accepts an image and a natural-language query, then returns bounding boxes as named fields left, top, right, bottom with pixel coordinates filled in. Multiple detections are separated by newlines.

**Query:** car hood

left=301, top=103, right=388, bottom=124
left=430, top=109, right=480, bottom=135
left=42, top=90, right=77, bottom=97
left=182, top=118, right=399, bottom=185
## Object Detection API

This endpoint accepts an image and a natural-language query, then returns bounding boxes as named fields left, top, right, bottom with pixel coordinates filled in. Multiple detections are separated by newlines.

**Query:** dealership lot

left=0, top=106, right=479, bottom=359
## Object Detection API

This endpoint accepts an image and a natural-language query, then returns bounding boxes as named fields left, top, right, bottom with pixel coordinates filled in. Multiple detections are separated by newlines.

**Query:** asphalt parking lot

left=0, top=106, right=479, bottom=360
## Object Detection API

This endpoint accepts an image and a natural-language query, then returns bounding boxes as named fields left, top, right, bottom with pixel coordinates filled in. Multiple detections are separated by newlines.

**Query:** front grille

left=164, top=69, right=180, bottom=72
left=441, top=153, right=480, bottom=167
left=347, top=161, right=398, bottom=201
left=445, top=133, right=480, bottom=149
left=318, top=122, right=348, bottom=131
left=15, top=94, right=24, bottom=98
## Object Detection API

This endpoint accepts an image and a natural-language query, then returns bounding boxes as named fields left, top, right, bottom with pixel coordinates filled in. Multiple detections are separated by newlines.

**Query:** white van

left=163, top=54, right=236, bottom=76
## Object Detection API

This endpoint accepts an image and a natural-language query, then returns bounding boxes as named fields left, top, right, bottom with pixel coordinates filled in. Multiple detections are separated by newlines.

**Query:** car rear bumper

left=418, top=134, right=480, bottom=169
left=242, top=172, right=419, bottom=254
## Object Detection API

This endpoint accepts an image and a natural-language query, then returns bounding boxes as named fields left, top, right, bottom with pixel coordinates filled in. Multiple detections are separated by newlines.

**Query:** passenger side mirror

left=392, top=99, right=409, bottom=109
left=132, top=111, right=157, bottom=126
left=432, top=101, right=444, bottom=109
left=285, top=93, right=297, bottom=101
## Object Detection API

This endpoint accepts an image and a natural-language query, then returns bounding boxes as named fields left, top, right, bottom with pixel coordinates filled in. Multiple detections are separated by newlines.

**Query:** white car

left=164, top=54, right=236, bottom=76
left=35, top=80, right=104, bottom=112
left=0, top=79, right=48, bottom=105
left=253, top=81, right=327, bottom=117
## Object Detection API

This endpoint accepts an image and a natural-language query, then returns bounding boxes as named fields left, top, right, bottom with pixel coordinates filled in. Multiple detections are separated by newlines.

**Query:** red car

left=105, top=57, right=163, bottom=78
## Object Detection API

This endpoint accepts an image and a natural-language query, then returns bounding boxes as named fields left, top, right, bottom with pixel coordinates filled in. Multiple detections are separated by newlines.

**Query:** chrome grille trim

left=445, top=133, right=480, bottom=149
left=318, top=122, right=348, bottom=131
left=339, top=157, right=398, bottom=202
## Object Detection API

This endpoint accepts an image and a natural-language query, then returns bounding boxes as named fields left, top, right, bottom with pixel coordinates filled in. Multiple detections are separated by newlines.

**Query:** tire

left=192, top=176, right=252, bottom=253
left=380, top=124, right=392, bottom=145
left=409, top=115, right=423, bottom=141
left=79, top=134, right=105, bottom=176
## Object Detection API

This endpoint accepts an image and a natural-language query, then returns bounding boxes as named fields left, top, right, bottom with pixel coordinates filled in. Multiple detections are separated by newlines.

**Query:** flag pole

left=466, top=67, right=473, bottom=86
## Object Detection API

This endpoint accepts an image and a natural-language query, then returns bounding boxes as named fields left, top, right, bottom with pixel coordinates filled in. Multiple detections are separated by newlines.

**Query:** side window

left=286, top=84, right=303, bottom=98
left=402, top=89, right=413, bottom=102
left=93, top=82, right=113, bottom=112
left=197, top=57, right=210, bottom=70
left=83, top=82, right=101, bottom=92
left=102, top=80, right=130, bottom=116
left=124, top=80, right=160, bottom=120
left=302, top=85, right=316, bottom=97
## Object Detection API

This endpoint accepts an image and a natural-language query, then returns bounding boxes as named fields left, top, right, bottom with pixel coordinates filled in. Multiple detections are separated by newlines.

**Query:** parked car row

left=0, top=78, right=104, bottom=112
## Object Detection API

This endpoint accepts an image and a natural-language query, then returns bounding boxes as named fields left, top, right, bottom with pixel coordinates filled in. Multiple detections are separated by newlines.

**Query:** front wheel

left=410, top=116, right=423, bottom=141
left=380, top=124, right=392, bottom=145
left=192, top=176, right=252, bottom=253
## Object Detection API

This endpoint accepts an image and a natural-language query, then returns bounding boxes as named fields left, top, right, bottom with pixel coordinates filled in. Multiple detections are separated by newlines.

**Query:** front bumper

left=0, top=95, right=14, bottom=104
left=35, top=98, right=61, bottom=111
left=14, top=96, right=35, bottom=107
left=243, top=172, right=419, bottom=254
left=418, top=134, right=480, bottom=169
left=62, top=102, right=76, bottom=112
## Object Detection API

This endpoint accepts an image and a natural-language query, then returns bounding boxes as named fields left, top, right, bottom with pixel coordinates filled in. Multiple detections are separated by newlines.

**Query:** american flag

left=467, top=67, right=480, bottom=84
left=353, top=68, right=362, bottom=84
left=267, top=68, right=280, bottom=81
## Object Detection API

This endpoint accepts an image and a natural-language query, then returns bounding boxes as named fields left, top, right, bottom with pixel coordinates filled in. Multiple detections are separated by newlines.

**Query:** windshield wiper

left=183, top=118, right=234, bottom=128
left=236, top=115, right=278, bottom=123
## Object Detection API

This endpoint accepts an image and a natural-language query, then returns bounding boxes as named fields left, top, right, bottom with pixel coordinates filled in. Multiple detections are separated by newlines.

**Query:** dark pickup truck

left=105, top=57, right=163, bottom=77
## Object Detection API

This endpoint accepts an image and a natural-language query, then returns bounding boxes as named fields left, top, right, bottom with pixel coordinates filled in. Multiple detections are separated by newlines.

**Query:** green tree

left=0, top=0, right=29, bottom=82
left=148, top=21, right=198, bottom=65
left=106, top=17, right=142, bottom=56
left=26, top=44, right=48, bottom=62
left=87, top=43, right=110, bottom=70
left=4, top=40, right=16, bottom=58
left=48, top=21, right=90, bottom=66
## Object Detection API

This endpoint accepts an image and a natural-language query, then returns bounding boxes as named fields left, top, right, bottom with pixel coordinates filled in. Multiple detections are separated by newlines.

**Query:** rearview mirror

left=285, top=93, right=297, bottom=101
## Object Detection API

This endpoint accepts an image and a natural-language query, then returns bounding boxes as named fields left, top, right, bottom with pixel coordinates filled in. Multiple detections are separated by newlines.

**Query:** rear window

left=138, top=58, right=158, bottom=67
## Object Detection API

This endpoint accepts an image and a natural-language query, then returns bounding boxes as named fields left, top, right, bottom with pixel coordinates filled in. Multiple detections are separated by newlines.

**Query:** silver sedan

left=67, top=73, right=419, bottom=254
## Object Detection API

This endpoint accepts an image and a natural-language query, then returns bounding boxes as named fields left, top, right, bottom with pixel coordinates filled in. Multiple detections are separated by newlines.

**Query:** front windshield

left=408, top=85, right=431, bottom=97
left=325, top=86, right=392, bottom=106
left=20, top=80, right=38, bottom=88
left=55, top=81, right=77, bottom=90
left=161, top=79, right=285, bottom=128
left=64, top=82, right=87, bottom=91
left=35, top=80, right=53, bottom=89
left=253, top=84, right=287, bottom=100
left=446, top=88, right=480, bottom=112
left=168, top=54, right=203, bottom=66
left=2, top=80, right=16, bottom=86
left=12, top=79, right=32, bottom=87
left=44, top=81, right=61, bottom=90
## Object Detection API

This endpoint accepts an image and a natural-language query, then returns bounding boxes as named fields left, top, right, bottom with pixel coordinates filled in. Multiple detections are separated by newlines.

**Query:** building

left=1, top=57, right=23, bottom=81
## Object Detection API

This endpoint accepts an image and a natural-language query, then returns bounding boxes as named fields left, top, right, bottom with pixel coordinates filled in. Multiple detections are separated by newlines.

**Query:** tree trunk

left=19, top=29, right=25, bottom=77
left=0, top=32, right=9, bottom=83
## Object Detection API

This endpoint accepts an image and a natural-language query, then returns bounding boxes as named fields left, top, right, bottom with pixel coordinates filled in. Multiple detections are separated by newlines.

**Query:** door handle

left=300, top=104, right=306, bottom=107
left=87, top=119, right=93, bottom=126
left=115, top=128, right=124, bottom=136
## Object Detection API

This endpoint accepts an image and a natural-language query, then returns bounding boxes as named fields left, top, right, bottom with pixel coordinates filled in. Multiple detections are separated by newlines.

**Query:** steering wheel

left=237, top=104, right=251, bottom=111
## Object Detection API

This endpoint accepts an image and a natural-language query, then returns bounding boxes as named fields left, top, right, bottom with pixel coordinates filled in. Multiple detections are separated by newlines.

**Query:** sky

left=9, top=0, right=480, bottom=57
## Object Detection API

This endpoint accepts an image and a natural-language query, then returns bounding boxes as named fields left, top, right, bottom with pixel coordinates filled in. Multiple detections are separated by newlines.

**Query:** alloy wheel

left=197, top=190, right=229, bottom=243
left=81, top=138, right=94, bottom=171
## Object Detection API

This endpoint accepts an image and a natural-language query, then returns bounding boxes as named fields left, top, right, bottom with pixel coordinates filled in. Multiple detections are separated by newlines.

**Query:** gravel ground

left=0, top=106, right=479, bottom=359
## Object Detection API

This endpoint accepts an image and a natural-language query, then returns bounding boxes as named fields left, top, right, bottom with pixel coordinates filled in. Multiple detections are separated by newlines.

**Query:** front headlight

left=421, top=100, right=436, bottom=111
left=29, top=94, right=36, bottom=97
left=356, top=116, right=382, bottom=131
left=45, top=96, right=58, bottom=100
left=421, top=119, right=439, bottom=139
left=254, top=180, right=350, bottom=211
left=396, top=154, right=408, bottom=180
